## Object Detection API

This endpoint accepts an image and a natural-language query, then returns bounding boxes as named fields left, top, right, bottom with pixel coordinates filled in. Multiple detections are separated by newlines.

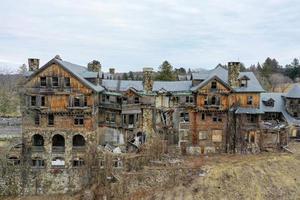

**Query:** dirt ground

left=2, top=142, right=300, bottom=200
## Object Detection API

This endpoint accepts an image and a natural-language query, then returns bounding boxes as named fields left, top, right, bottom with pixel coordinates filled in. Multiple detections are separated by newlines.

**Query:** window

left=102, top=95, right=106, bottom=102
left=31, top=96, right=36, bottom=106
left=212, top=115, right=222, bottom=122
left=180, top=112, right=189, bottom=122
left=199, top=131, right=208, bottom=140
left=211, top=96, right=216, bottom=105
left=34, top=113, right=40, bottom=125
left=64, top=77, right=70, bottom=87
left=52, top=77, right=59, bottom=87
left=32, top=134, right=44, bottom=146
left=247, top=96, right=253, bottom=105
left=40, top=77, right=46, bottom=87
left=129, top=114, right=134, bottom=125
left=99, top=159, right=105, bottom=168
left=134, top=97, right=140, bottom=104
left=211, top=81, right=217, bottom=89
left=201, top=113, right=205, bottom=120
left=74, top=97, right=81, bottom=107
left=212, top=130, right=222, bottom=142
left=84, top=96, right=88, bottom=106
left=51, top=157, right=65, bottom=168
left=247, top=114, right=256, bottom=123
left=48, top=114, right=54, bottom=126
left=74, top=115, right=84, bottom=125
left=72, top=158, right=85, bottom=167
left=240, top=79, right=247, bottom=87
left=41, top=96, right=45, bottom=106
left=32, top=158, right=45, bottom=168
left=7, top=156, right=20, bottom=166
left=110, top=113, right=116, bottom=123
left=186, top=96, right=194, bottom=103
left=123, top=115, right=127, bottom=124
left=113, top=158, right=123, bottom=168
left=73, top=134, right=85, bottom=146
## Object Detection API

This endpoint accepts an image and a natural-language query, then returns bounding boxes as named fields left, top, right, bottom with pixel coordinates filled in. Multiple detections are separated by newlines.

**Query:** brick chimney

left=28, top=58, right=40, bottom=71
left=109, top=68, right=115, bottom=75
left=228, top=62, right=240, bottom=88
left=87, top=60, right=101, bottom=72
left=143, top=67, right=153, bottom=94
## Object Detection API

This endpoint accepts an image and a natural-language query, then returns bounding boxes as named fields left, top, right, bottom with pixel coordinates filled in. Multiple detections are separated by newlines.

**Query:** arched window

left=72, top=134, right=85, bottom=146
left=52, top=134, right=65, bottom=147
left=32, top=134, right=44, bottom=146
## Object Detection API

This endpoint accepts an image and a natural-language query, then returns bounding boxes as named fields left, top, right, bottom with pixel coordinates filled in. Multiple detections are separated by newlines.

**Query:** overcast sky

left=0, top=0, right=299, bottom=72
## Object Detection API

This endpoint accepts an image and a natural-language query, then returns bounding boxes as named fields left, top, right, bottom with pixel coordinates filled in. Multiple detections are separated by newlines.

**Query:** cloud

left=0, top=0, right=299, bottom=72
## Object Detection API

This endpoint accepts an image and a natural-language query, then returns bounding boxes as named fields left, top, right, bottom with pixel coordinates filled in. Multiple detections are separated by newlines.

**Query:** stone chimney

left=143, top=67, right=153, bottom=94
left=28, top=58, right=40, bottom=71
left=228, top=62, right=240, bottom=88
left=109, top=68, right=115, bottom=75
left=87, top=60, right=101, bottom=72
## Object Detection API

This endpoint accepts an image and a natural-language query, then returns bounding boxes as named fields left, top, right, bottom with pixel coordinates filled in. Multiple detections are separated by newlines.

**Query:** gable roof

left=26, top=57, right=105, bottom=92
left=191, top=75, right=232, bottom=91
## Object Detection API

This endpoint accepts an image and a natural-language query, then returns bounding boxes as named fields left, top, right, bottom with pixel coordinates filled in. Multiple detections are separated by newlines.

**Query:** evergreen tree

left=128, top=71, right=134, bottom=80
left=155, top=61, right=176, bottom=81
left=122, top=73, right=128, bottom=80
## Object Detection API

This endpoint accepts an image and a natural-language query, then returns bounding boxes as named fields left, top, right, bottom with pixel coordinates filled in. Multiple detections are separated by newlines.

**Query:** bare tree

left=269, top=73, right=293, bottom=92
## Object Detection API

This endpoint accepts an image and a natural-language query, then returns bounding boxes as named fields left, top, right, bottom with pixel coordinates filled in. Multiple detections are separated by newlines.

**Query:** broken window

left=74, top=97, right=80, bottom=107
left=129, top=114, right=134, bottom=125
left=113, top=158, right=123, bottom=168
left=199, top=131, right=208, bottom=140
left=73, top=134, right=85, bottom=146
left=74, top=115, right=84, bottom=125
left=211, top=96, right=216, bottom=105
left=212, top=130, right=222, bottom=142
left=51, top=157, right=65, bottom=168
left=72, top=158, right=85, bottom=167
left=180, top=112, right=189, bottom=122
left=40, top=77, right=47, bottom=87
left=247, top=114, right=257, bottom=123
left=48, top=113, right=54, bottom=126
left=64, top=77, right=70, bottom=87
left=31, top=96, right=36, bottom=106
left=32, top=158, right=45, bottom=168
left=52, top=77, right=59, bottom=87
left=247, top=96, right=253, bottom=105
left=7, top=156, right=20, bottom=166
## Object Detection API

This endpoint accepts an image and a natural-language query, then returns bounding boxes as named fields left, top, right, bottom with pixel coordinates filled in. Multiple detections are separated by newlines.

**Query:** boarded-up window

left=199, top=131, right=208, bottom=140
left=212, top=130, right=222, bottom=142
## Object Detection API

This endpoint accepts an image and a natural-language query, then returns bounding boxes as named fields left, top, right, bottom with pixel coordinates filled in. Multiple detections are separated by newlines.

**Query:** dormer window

left=263, top=98, right=274, bottom=107
left=239, top=75, right=250, bottom=87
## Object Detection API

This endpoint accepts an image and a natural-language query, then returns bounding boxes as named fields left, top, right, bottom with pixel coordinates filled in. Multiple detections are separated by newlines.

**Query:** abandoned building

left=2, top=55, right=300, bottom=195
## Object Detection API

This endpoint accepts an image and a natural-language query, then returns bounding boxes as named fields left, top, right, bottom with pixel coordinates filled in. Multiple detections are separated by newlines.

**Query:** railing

left=52, top=146, right=65, bottom=153
left=99, top=102, right=122, bottom=110
left=204, top=104, right=222, bottom=109
left=31, top=146, right=44, bottom=152
left=198, top=89, right=229, bottom=94
left=72, top=146, right=86, bottom=152
left=27, top=87, right=72, bottom=94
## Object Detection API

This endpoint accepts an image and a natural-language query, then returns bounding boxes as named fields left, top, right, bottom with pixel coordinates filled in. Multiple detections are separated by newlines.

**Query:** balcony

left=72, top=146, right=86, bottom=152
left=31, top=146, right=44, bottom=152
left=99, top=102, right=122, bottom=110
left=52, top=146, right=65, bottom=153
left=204, top=104, right=222, bottom=109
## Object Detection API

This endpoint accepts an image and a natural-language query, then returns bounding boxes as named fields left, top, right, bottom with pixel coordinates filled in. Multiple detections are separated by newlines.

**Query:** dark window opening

left=113, top=158, right=123, bottom=168
left=74, top=115, right=84, bottom=125
left=74, top=97, right=80, bottom=107
left=212, top=116, right=218, bottom=122
left=134, top=97, right=140, bottom=103
left=129, top=114, right=134, bottom=125
left=84, top=96, right=88, bottom=106
left=48, top=114, right=54, bottom=126
left=34, top=114, right=40, bottom=125
left=73, top=135, right=85, bottom=146
left=186, top=96, right=194, bottom=103
left=247, top=96, right=253, bottom=105
left=250, top=134, right=255, bottom=143
left=211, top=81, right=217, bottom=89
left=73, top=158, right=85, bottom=167
left=201, top=113, right=205, bottom=120
left=64, top=77, right=70, bottom=87
left=32, top=134, right=44, bottom=146
left=52, top=134, right=65, bottom=147
left=7, top=156, right=20, bottom=166
left=180, top=112, right=189, bottom=122
left=41, top=96, right=45, bottom=106
left=211, top=96, right=216, bottom=105
left=40, top=77, right=47, bottom=87
left=294, top=112, right=298, bottom=118
left=52, top=77, right=59, bottom=87
left=32, top=158, right=45, bottom=168
left=247, top=114, right=257, bottom=123
left=31, top=96, right=36, bottom=106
